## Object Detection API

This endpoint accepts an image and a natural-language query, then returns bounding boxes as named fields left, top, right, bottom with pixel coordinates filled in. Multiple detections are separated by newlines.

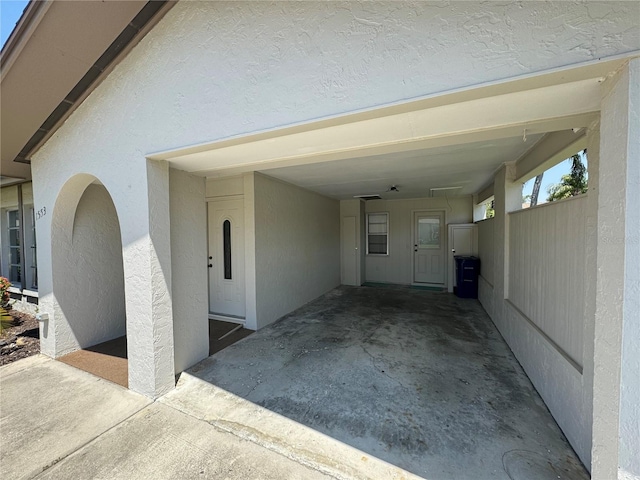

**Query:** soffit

left=0, top=0, right=148, bottom=180
left=261, top=135, right=547, bottom=200
left=152, top=56, right=630, bottom=200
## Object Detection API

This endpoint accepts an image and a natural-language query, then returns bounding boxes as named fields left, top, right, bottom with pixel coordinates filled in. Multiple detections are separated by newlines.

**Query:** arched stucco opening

left=51, top=174, right=127, bottom=383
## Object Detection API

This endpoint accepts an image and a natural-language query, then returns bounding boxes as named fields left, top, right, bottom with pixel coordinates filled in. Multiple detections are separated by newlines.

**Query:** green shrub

left=0, top=276, right=11, bottom=309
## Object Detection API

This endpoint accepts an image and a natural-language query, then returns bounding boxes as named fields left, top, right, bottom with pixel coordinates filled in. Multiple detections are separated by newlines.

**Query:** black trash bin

left=454, top=256, right=480, bottom=299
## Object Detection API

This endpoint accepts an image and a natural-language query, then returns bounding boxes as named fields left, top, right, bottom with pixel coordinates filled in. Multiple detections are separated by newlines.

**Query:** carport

left=148, top=59, right=615, bottom=473
left=177, top=285, right=587, bottom=479
left=27, top=37, right=637, bottom=478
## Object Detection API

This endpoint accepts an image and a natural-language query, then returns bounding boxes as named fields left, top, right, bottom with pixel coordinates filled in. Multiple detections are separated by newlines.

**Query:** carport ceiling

left=261, top=133, right=544, bottom=200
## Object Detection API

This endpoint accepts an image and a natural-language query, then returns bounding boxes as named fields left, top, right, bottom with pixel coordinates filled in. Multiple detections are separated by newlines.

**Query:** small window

left=418, top=217, right=440, bottom=249
left=367, top=213, right=389, bottom=255
left=223, top=220, right=232, bottom=280
left=7, top=210, right=22, bottom=285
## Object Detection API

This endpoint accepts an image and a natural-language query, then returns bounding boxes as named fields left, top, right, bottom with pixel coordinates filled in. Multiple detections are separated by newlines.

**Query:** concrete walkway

left=0, top=356, right=333, bottom=479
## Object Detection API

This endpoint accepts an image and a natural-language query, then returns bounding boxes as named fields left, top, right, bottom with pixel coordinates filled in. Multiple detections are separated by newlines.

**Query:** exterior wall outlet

left=36, top=312, right=49, bottom=322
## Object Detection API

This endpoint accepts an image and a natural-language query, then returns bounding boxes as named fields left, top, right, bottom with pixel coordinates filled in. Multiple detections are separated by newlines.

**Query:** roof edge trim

left=12, top=0, right=174, bottom=164
left=0, top=1, right=52, bottom=77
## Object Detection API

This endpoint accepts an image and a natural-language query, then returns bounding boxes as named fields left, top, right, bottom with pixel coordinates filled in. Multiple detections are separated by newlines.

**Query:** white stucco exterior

left=365, top=197, right=472, bottom=285
left=56, top=183, right=126, bottom=352
left=169, top=168, right=209, bottom=374
left=591, top=57, right=640, bottom=480
left=21, top=2, right=640, bottom=476
left=254, top=173, right=340, bottom=329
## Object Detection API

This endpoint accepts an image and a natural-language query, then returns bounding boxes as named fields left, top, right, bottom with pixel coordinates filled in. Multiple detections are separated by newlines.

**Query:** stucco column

left=492, top=163, right=521, bottom=318
left=580, top=120, right=600, bottom=472
left=591, top=58, right=640, bottom=480
left=123, top=160, right=175, bottom=398
left=243, top=172, right=258, bottom=331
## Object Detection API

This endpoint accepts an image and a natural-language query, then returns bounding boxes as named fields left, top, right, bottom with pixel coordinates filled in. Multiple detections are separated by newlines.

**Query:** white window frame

left=28, top=207, right=37, bottom=290
left=366, top=212, right=389, bottom=256
left=7, top=209, right=22, bottom=287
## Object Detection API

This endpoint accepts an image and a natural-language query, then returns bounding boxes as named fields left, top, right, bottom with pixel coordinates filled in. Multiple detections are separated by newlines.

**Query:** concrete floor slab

left=37, top=402, right=332, bottom=480
left=0, top=356, right=150, bottom=480
left=161, top=373, right=421, bottom=480
left=179, top=286, right=589, bottom=480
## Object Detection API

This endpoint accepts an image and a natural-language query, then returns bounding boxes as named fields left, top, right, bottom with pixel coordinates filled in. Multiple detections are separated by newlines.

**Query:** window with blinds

left=366, top=212, right=389, bottom=255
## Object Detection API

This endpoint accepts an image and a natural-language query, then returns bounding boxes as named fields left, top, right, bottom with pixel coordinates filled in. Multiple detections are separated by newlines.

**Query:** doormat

left=363, top=282, right=444, bottom=292
left=410, top=285, right=446, bottom=292
left=58, top=336, right=128, bottom=388
left=209, top=320, right=253, bottom=355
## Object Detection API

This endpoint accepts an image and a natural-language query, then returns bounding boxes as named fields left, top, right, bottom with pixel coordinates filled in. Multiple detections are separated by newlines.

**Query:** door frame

left=207, top=196, right=246, bottom=323
left=447, top=223, right=478, bottom=293
left=411, top=209, right=447, bottom=287
left=341, top=215, right=360, bottom=286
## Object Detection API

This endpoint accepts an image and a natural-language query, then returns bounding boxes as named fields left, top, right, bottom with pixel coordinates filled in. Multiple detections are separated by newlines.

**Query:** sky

left=1, top=0, right=29, bottom=48
left=521, top=150, right=588, bottom=205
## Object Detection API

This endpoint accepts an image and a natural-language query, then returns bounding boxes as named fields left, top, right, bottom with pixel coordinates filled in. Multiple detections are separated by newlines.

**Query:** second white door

left=413, top=211, right=445, bottom=285
left=341, top=216, right=358, bottom=285
left=208, top=199, right=245, bottom=318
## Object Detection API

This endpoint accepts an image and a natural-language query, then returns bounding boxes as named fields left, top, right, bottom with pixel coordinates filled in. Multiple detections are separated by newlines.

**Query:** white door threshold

left=208, top=313, right=246, bottom=325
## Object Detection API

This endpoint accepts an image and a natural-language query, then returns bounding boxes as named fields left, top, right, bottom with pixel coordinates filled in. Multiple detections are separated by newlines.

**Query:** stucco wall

left=617, top=58, right=640, bottom=480
left=169, top=168, right=209, bottom=373
left=254, top=173, right=340, bottom=329
left=34, top=2, right=640, bottom=179
left=481, top=165, right=593, bottom=468
left=499, top=301, right=587, bottom=462
left=364, top=196, right=472, bottom=285
left=56, top=184, right=126, bottom=352
left=206, top=176, right=244, bottom=199
left=591, top=58, right=640, bottom=480
left=26, top=0, right=639, bottom=402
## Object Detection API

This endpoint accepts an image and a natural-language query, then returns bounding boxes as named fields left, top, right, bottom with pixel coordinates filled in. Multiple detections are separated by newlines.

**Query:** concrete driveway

left=1, top=286, right=589, bottom=480
left=168, top=286, right=589, bottom=480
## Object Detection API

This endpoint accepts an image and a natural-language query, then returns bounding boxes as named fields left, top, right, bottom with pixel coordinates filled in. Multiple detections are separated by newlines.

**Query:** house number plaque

left=35, top=206, right=46, bottom=220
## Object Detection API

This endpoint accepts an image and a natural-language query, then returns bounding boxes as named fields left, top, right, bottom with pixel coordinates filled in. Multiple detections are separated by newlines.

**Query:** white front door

left=208, top=199, right=245, bottom=318
left=413, top=211, right=445, bottom=284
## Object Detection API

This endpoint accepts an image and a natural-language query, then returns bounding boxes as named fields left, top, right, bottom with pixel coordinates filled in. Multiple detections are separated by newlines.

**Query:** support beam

left=514, top=129, right=587, bottom=183
left=149, top=73, right=602, bottom=177
left=476, top=183, right=494, bottom=205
